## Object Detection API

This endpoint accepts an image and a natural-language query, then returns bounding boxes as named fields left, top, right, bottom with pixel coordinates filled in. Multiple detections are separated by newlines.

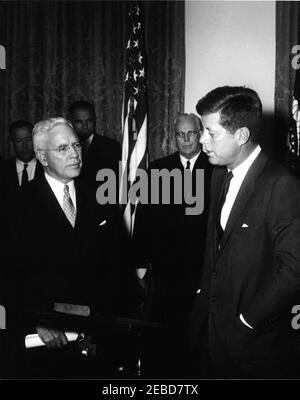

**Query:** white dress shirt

left=180, top=150, right=201, bottom=171
left=220, top=145, right=261, bottom=230
left=44, top=173, right=77, bottom=212
left=219, top=144, right=261, bottom=330
left=16, top=157, right=37, bottom=186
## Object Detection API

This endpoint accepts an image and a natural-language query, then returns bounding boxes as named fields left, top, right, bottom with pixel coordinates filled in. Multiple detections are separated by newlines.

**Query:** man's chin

left=68, top=168, right=81, bottom=178
left=207, top=155, right=218, bottom=165
left=20, top=155, right=35, bottom=163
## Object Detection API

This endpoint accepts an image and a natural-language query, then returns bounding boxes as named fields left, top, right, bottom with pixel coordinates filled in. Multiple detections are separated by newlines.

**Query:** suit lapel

left=10, top=158, right=20, bottom=189
left=36, top=175, right=76, bottom=230
left=34, top=160, right=44, bottom=179
left=193, top=151, right=208, bottom=170
left=209, top=167, right=227, bottom=258
left=218, top=152, right=269, bottom=254
left=174, top=152, right=184, bottom=171
left=74, top=180, right=87, bottom=229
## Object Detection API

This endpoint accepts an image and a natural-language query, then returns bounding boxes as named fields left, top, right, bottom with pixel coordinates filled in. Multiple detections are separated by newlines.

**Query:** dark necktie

left=21, top=163, right=29, bottom=186
left=184, top=160, right=192, bottom=202
left=216, top=171, right=233, bottom=248
left=63, top=184, right=76, bottom=227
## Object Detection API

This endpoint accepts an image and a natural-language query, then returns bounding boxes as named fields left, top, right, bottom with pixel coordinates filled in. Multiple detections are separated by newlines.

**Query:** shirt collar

left=44, top=172, right=75, bottom=196
left=230, top=145, right=261, bottom=179
left=16, top=157, right=37, bottom=171
left=180, top=150, right=201, bottom=170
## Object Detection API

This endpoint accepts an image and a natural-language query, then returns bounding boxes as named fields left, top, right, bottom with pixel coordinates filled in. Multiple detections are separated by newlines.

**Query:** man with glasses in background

left=4, top=117, right=125, bottom=378
left=133, top=113, right=212, bottom=377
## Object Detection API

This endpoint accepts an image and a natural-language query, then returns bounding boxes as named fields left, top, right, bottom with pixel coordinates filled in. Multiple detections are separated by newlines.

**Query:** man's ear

left=236, top=127, right=250, bottom=145
left=35, top=150, right=48, bottom=166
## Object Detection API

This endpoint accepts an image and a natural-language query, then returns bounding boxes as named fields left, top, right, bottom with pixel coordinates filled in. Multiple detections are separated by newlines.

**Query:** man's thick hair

left=196, top=86, right=262, bottom=142
left=67, top=100, right=96, bottom=120
left=33, top=117, right=74, bottom=150
left=9, top=120, right=33, bottom=140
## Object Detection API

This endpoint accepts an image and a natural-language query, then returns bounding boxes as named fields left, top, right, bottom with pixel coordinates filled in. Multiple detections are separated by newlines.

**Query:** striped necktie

left=63, top=184, right=76, bottom=227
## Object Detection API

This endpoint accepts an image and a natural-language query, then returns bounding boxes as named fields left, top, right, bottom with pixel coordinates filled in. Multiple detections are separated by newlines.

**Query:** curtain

left=275, top=1, right=299, bottom=165
left=144, top=1, right=185, bottom=161
left=0, top=0, right=185, bottom=162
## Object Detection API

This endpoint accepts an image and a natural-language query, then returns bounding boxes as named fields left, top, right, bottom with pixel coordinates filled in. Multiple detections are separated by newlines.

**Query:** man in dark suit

left=133, top=113, right=212, bottom=377
left=67, top=101, right=121, bottom=223
left=0, top=120, right=43, bottom=203
left=5, top=117, right=130, bottom=378
left=189, top=86, right=300, bottom=379
left=67, top=101, right=121, bottom=187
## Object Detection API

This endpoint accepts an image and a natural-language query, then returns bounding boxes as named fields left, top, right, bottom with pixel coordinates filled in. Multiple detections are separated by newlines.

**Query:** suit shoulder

left=0, top=158, right=15, bottom=170
left=94, top=134, right=121, bottom=152
left=148, top=152, right=179, bottom=170
left=75, top=178, right=95, bottom=197
left=262, top=158, right=300, bottom=191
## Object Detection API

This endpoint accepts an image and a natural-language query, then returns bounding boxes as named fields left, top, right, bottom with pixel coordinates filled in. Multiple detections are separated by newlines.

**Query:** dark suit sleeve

left=244, top=174, right=300, bottom=329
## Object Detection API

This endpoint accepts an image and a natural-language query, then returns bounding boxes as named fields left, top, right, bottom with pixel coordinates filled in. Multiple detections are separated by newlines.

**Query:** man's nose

left=70, top=145, right=80, bottom=157
left=82, top=121, right=88, bottom=129
left=183, top=132, right=190, bottom=142
left=200, top=130, right=208, bottom=144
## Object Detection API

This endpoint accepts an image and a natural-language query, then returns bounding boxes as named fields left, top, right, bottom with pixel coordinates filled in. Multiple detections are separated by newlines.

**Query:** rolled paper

left=25, top=331, right=79, bottom=348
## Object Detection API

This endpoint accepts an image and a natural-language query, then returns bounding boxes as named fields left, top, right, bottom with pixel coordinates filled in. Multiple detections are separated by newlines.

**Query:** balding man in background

left=67, top=100, right=121, bottom=187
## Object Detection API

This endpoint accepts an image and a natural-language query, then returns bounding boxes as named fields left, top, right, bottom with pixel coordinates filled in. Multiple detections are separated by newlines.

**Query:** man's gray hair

left=173, top=113, right=202, bottom=131
left=33, top=117, right=74, bottom=150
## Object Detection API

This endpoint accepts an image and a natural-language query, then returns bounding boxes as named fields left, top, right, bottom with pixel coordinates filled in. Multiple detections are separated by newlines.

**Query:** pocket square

left=196, top=289, right=201, bottom=294
left=241, top=223, right=248, bottom=228
left=99, top=220, right=107, bottom=226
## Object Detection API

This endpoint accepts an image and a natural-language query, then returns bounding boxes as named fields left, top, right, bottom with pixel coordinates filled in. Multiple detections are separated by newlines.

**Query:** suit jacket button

left=210, top=296, right=216, bottom=303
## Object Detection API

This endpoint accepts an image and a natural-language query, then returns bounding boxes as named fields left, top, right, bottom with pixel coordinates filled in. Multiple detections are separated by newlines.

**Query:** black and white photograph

left=0, top=0, right=300, bottom=388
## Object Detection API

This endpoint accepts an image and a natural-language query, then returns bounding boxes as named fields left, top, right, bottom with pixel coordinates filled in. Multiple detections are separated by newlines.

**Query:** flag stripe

left=119, top=1, right=148, bottom=235
left=292, top=98, right=300, bottom=157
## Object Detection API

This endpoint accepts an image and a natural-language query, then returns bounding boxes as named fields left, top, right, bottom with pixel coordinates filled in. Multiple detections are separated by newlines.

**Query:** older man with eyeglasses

left=3, top=117, right=133, bottom=378
left=133, top=113, right=212, bottom=377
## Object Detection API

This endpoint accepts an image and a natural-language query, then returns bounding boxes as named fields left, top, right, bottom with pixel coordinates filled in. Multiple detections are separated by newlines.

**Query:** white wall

left=185, top=1, right=276, bottom=115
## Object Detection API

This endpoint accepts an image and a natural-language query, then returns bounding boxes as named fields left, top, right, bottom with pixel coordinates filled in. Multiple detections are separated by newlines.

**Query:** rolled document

left=25, top=332, right=79, bottom=348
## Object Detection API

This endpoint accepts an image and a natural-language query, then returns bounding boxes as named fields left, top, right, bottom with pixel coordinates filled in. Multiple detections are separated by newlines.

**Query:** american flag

left=119, top=1, right=148, bottom=235
left=288, top=67, right=300, bottom=170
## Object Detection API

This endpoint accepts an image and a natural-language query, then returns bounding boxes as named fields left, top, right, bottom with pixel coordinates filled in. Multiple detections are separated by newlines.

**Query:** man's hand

left=36, top=326, right=69, bottom=349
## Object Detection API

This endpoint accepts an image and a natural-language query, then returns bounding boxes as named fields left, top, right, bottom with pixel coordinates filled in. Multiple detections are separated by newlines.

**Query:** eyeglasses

left=175, top=131, right=200, bottom=139
left=39, top=142, right=82, bottom=156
